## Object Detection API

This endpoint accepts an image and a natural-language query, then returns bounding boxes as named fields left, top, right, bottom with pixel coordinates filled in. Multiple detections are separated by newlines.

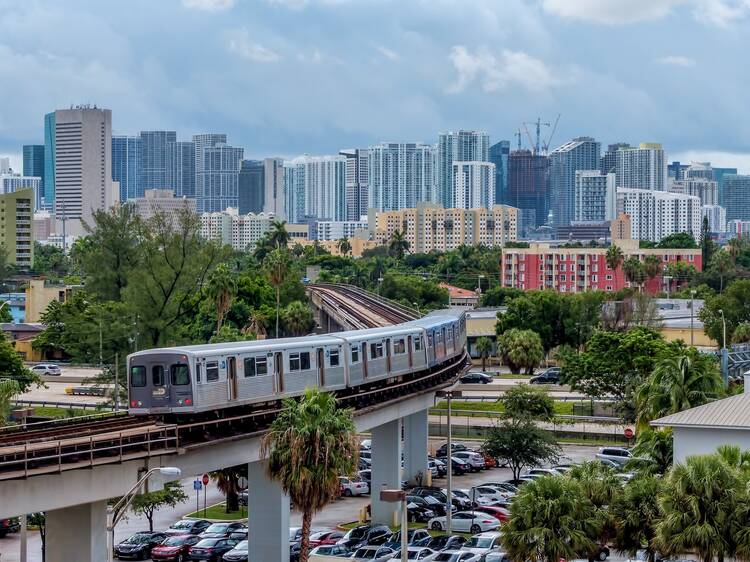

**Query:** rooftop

left=652, top=393, right=750, bottom=430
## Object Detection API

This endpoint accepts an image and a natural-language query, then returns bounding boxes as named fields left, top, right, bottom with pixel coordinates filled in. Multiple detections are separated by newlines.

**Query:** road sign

left=624, top=427, right=634, bottom=439
left=238, top=477, right=248, bottom=489
left=202, top=473, right=210, bottom=486
left=193, top=480, right=202, bottom=491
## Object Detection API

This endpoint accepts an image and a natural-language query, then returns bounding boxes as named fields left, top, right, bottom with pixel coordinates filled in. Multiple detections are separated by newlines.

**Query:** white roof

left=652, top=393, right=750, bottom=430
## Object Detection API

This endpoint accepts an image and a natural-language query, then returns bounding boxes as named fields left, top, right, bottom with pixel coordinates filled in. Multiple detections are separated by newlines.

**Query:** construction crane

left=513, top=129, right=523, bottom=151
left=522, top=114, right=562, bottom=155
left=542, top=113, right=561, bottom=155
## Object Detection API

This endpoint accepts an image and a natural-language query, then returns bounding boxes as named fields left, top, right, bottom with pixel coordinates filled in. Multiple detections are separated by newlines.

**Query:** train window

left=206, top=361, right=219, bottom=382
left=152, top=366, right=165, bottom=386
left=171, top=364, right=190, bottom=385
left=196, top=363, right=202, bottom=383
left=427, top=333, right=433, bottom=347
left=329, top=348, right=340, bottom=367
left=393, top=339, right=406, bottom=354
left=131, top=366, right=146, bottom=387
left=244, top=357, right=256, bottom=377
left=289, top=352, right=311, bottom=372
left=351, top=345, right=360, bottom=363
left=370, top=342, right=384, bottom=359
left=414, top=336, right=423, bottom=351
left=256, top=357, right=268, bottom=376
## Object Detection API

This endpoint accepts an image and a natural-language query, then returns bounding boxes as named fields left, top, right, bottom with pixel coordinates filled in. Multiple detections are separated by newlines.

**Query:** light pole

left=445, top=390, right=453, bottom=534
left=476, top=274, right=485, bottom=294
left=719, top=309, right=727, bottom=349
left=378, top=277, right=384, bottom=296
left=412, top=302, right=420, bottom=316
left=690, top=289, right=697, bottom=346
left=663, top=275, right=672, bottom=298
left=107, top=467, right=181, bottom=562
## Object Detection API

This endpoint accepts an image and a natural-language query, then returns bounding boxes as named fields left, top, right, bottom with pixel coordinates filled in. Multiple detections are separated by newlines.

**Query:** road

left=0, top=443, right=612, bottom=562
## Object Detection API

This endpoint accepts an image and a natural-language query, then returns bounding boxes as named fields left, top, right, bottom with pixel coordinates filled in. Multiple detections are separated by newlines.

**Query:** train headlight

left=137, top=401, right=142, bottom=407
left=178, top=399, right=183, bottom=405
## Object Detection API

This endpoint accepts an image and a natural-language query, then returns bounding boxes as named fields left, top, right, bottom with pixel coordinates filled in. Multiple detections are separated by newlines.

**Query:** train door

left=275, top=352, right=284, bottom=393
left=361, top=342, right=368, bottom=379
left=407, top=335, right=413, bottom=369
left=150, top=363, right=170, bottom=409
left=227, top=357, right=238, bottom=401
left=441, top=327, right=447, bottom=358
left=385, top=338, right=392, bottom=373
left=317, top=348, right=325, bottom=387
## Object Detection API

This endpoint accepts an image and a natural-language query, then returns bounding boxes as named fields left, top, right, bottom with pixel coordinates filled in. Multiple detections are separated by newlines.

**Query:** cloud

left=671, top=150, right=750, bottom=174
left=447, top=46, right=557, bottom=94
left=265, top=0, right=309, bottom=8
left=376, top=46, right=400, bottom=61
left=542, top=0, right=683, bottom=24
left=182, top=0, right=235, bottom=11
left=228, top=30, right=281, bottom=63
left=656, top=55, right=696, bottom=66
left=692, top=0, right=750, bottom=26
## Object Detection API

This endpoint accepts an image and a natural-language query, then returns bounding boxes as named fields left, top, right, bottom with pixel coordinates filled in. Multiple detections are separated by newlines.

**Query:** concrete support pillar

left=46, top=500, right=107, bottom=562
left=370, top=418, right=402, bottom=526
left=248, top=460, right=290, bottom=562
left=403, top=409, right=429, bottom=486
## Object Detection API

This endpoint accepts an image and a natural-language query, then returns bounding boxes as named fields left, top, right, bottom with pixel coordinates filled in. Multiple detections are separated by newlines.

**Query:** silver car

left=30, top=363, right=61, bottom=376
left=595, top=447, right=632, bottom=467
left=351, top=545, right=396, bottom=561
left=452, top=451, right=486, bottom=472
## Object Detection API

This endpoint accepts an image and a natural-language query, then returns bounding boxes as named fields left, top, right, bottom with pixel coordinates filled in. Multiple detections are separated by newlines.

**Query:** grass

left=431, top=400, right=578, bottom=416
left=496, top=373, right=532, bottom=379
left=33, top=406, right=94, bottom=419
left=338, top=520, right=472, bottom=537
left=186, top=502, right=247, bottom=521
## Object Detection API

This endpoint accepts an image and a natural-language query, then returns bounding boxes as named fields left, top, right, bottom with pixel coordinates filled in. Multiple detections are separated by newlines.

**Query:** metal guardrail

left=437, top=394, right=599, bottom=403
left=12, top=399, right=115, bottom=411
left=429, top=409, right=621, bottom=424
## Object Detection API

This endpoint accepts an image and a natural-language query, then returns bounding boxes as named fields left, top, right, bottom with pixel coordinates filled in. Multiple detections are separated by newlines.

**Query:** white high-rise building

left=313, top=220, right=369, bottom=241
left=574, top=170, right=616, bottom=222
left=0, top=173, right=42, bottom=210
left=616, top=143, right=667, bottom=191
left=200, top=208, right=277, bottom=251
left=616, top=188, right=701, bottom=242
left=368, top=143, right=435, bottom=212
left=262, top=158, right=285, bottom=220
left=283, top=155, right=346, bottom=223
left=340, top=149, right=369, bottom=221
left=702, top=204, right=727, bottom=233
left=0, top=158, right=10, bottom=173
left=452, top=161, right=495, bottom=209
left=53, top=106, right=114, bottom=235
left=437, top=131, right=490, bottom=207
left=668, top=178, right=718, bottom=206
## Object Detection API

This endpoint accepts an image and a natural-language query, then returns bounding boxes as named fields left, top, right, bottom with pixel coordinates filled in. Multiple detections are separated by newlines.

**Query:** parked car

left=0, top=517, right=20, bottom=538
left=406, top=494, right=450, bottom=517
left=483, top=551, right=511, bottom=562
left=350, top=545, right=396, bottom=561
left=338, top=523, right=392, bottom=549
left=309, top=544, right=353, bottom=559
left=407, top=501, right=437, bottom=523
left=529, top=367, right=561, bottom=385
left=359, top=457, right=373, bottom=470
left=430, top=550, right=482, bottom=561
left=383, top=529, right=431, bottom=550
left=360, top=439, right=372, bottom=450
left=188, top=538, right=238, bottom=561
left=392, top=547, right=439, bottom=560
left=222, top=539, right=249, bottom=562
left=459, top=372, right=493, bottom=384
left=481, top=482, right=518, bottom=495
left=340, top=476, right=370, bottom=497
left=309, top=530, right=345, bottom=548
left=451, top=457, right=471, bottom=476
left=424, top=535, right=467, bottom=552
left=30, top=363, right=61, bottom=376
left=469, top=486, right=513, bottom=504
left=412, top=487, right=471, bottom=510
left=113, top=531, right=167, bottom=560
left=436, top=443, right=468, bottom=458
left=200, top=522, right=246, bottom=539
left=429, top=458, right=448, bottom=477
left=228, top=527, right=248, bottom=542
left=428, top=511, right=501, bottom=534
left=165, top=519, right=212, bottom=536
left=596, top=447, right=632, bottom=467
left=474, top=505, right=510, bottom=522
left=524, top=468, right=563, bottom=477
left=453, top=451, right=486, bottom=472
left=151, top=534, right=201, bottom=561
left=461, top=532, right=503, bottom=556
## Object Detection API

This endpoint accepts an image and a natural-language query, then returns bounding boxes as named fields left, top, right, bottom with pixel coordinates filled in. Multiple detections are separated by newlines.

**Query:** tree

left=611, top=475, right=662, bottom=562
left=337, top=237, right=352, bottom=256
left=502, top=384, right=555, bottom=421
left=264, top=249, right=291, bottom=339
left=701, top=216, right=714, bottom=266
left=501, top=476, right=596, bottom=562
left=269, top=220, right=290, bottom=249
left=657, top=232, right=698, bottom=249
left=483, top=421, right=561, bottom=480
left=282, top=301, right=315, bottom=337
left=0, top=379, right=20, bottom=426
left=388, top=230, right=410, bottom=262
left=700, top=279, right=750, bottom=345
left=606, top=244, right=624, bottom=274
left=0, top=337, right=39, bottom=393
left=635, top=351, right=723, bottom=428
left=643, top=255, right=663, bottom=286
left=628, top=428, right=673, bottom=475
left=480, top=286, right=523, bottom=307
left=475, top=336, right=493, bottom=370
left=206, top=263, right=237, bottom=334
left=709, top=250, right=732, bottom=293
left=262, top=390, right=358, bottom=562
left=379, top=274, right=448, bottom=311
left=732, top=322, right=750, bottom=344
left=0, top=304, right=11, bottom=324
left=33, top=242, right=69, bottom=277
left=130, top=481, right=188, bottom=532
left=211, top=466, right=246, bottom=513
left=623, top=257, right=645, bottom=290
left=497, top=329, right=543, bottom=375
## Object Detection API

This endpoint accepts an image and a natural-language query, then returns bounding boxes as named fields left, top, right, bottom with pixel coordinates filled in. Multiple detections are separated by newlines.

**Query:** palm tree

left=337, top=237, right=352, bottom=257
left=253, top=234, right=274, bottom=262
left=606, top=244, right=624, bottom=274
left=628, top=428, right=673, bottom=475
left=262, top=389, right=358, bottom=562
left=727, top=237, right=744, bottom=264
left=635, top=351, right=723, bottom=428
left=210, top=466, right=245, bottom=513
left=206, top=263, right=237, bottom=334
left=502, top=476, right=597, bottom=562
left=622, top=257, right=644, bottom=291
left=269, top=220, right=290, bottom=249
left=282, top=301, right=314, bottom=337
left=264, top=249, right=290, bottom=339
left=643, top=255, right=662, bottom=292
left=657, top=454, right=740, bottom=562
left=611, top=475, right=662, bottom=562
left=710, top=250, right=732, bottom=293
left=731, top=322, right=750, bottom=344
left=388, top=230, right=410, bottom=262
left=475, top=336, right=493, bottom=371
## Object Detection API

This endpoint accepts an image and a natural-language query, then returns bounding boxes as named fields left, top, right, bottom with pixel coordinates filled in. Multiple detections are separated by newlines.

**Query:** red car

left=475, top=505, right=510, bottom=522
left=151, top=534, right=201, bottom=561
left=480, top=452, right=498, bottom=469
left=309, top=530, right=345, bottom=547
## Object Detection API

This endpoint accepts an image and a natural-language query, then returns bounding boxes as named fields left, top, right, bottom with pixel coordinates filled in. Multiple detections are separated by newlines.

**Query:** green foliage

left=264, top=248, right=292, bottom=339
left=209, top=325, right=255, bottom=344
left=32, top=242, right=69, bottom=277
left=0, top=378, right=20, bottom=426
left=0, top=304, right=11, bottom=324
left=656, top=232, right=698, bottom=249
left=480, top=286, right=522, bottom=307
left=497, top=329, right=543, bottom=375
left=628, top=428, right=673, bottom=475
left=282, top=301, right=315, bottom=337
left=623, top=256, right=645, bottom=287
left=388, top=230, right=410, bottom=261
left=210, top=465, right=247, bottom=513
left=733, top=322, right=750, bottom=344
left=606, top=244, right=624, bottom=272
left=501, top=384, right=555, bottom=421
left=475, top=336, right=493, bottom=370
left=130, top=481, right=188, bottom=532
left=206, top=263, right=238, bottom=333
left=379, top=274, right=448, bottom=311
left=699, top=279, right=750, bottom=345
left=611, top=475, right=662, bottom=562
left=0, top=336, right=39, bottom=393
left=482, top=420, right=561, bottom=480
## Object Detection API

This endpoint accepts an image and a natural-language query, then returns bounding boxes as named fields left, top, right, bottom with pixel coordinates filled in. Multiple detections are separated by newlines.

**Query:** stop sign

left=202, top=473, right=210, bottom=486
left=624, top=427, right=634, bottom=439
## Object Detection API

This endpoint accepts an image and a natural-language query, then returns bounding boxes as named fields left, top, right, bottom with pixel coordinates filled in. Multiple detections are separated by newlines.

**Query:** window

left=393, top=339, right=406, bottom=354
left=414, top=336, right=423, bottom=351
left=351, top=345, right=360, bottom=363
left=206, top=361, right=219, bottom=382
left=560, top=274, right=566, bottom=281
left=152, top=365, right=165, bottom=386
left=244, top=357, right=256, bottom=377
left=329, top=349, right=340, bottom=367
left=170, top=364, right=190, bottom=385
left=244, top=356, right=269, bottom=377
left=196, top=363, right=202, bottom=383
left=370, top=342, right=384, bottom=359
left=290, top=352, right=311, bottom=372
left=131, top=366, right=146, bottom=387
left=427, top=333, right=433, bottom=347
left=606, top=274, right=613, bottom=280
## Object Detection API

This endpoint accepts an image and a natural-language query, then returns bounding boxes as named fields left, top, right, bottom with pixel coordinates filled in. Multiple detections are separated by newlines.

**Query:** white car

left=340, top=476, right=370, bottom=497
left=524, top=468, right=562, bottom=478
left=309, top=544, right=353, bottom=559
left=428, top=511, right=501, bottom=534
left=430, top=550, right=481, bottom=562
left=389, top=547, right=439, bottom=560
left=461, top=532, right=503, bottom=555
left=596, top=447, right=632, bottom=467
left=361, top=439, right=372, bottom=450
left=452, top=451, right=486, bottom=472
left=469, top=486, right=514, bottom=504
left=351, top=545, right=396, bottom=561
left=30, top=363, right=61, bottom=376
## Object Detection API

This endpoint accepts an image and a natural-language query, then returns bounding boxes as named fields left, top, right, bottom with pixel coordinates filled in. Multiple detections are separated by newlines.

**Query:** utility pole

left=114, top=352, right=119, bottom=413
left=690, top=289, right=696, bottom=346
left=99, top=319, right=103, bottom=368
left=445, top=391, right=453, bottom=535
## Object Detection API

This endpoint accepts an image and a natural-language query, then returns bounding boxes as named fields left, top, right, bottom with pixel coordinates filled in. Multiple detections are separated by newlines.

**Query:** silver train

left=127, top=310, right=467, bottom=415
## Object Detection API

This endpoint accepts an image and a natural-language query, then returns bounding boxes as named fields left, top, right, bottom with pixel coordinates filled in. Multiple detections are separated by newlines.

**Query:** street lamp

left=476, top=274, right=485, bottom=294
left=690, top=289, right=697, bottom=346
left=379, top=490, right=408, bottom=562
left=436, top=388, right=456, bottom=534
left=663, top=275, right=672, bottom=298
left=107, top=467, right=181, bottom=562
left=719, top=309, right=727, bottom=350
left=412, top=302, right=421, bottom=316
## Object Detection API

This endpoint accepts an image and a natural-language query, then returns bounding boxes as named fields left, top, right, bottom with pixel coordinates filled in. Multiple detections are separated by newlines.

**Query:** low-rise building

left=313, top=220, right=368, bottom=241
left=439, top=283, right=480, bottom=308
left=25, top=280, right=80, bottom=323
left=133, top=189, right=197, bottom=223
left=0, top=189, right=34, bottom=269
left=200, top=208, right=309, bottom=251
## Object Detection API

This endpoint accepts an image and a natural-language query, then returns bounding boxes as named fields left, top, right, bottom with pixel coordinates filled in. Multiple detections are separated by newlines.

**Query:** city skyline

left=2, top=1, right=750, bottom=172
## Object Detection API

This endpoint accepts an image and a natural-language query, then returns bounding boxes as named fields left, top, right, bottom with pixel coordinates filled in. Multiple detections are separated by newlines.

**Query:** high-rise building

left=200, top=208, right=307, bottom=251
left=166, top=141, right=196, bottom=198
left=193, top=133, right=228, bottom=211
left=112, top=135, right=141, bottom=201
left=0, top=188, right=34, bottom=268
left=368, top=143, right=435, bottom=212
left=436, top=131, right=490, bottom=207
left=43, top=112, right=55, bottom=209
left=668, top=160, right=690, bottom=180
left=0, top=173, right=42, bottom=210
left=263, top=158, right=285, bottom=219
left=139, top=131, right=176, bottom=193
left=702, top=204, right=727, bottom=233
left=616, top=188, right=702, bottom=242
left=616, top=142, right=667, bottom=191
left=197, top=143, right=243, bottom=213
left=720, top=174, right=750, bottom=222
left=507, top=149, right=548, bottom=233
left=132, top=189, right=196, bottom=223
left=283, top=155, right=346, bottom=222
left=22, top=145, right=44, bottom=188
left=52, top=106, right=114, bottom=234
left=685, top=162, right=714, bottom=181
left=668, top=178, right=718, bottom=206
left=238, top=160, right=264, bottom=215
left=313, top=220, right=369, bottom=241
left=452, top=161, right=495, bottom=209
left=714, top=166, right=738, bottom=202
left=340, top=149, right=369, bottom=221
left=489, top=140, right=510, bottom=205
left=574, top=171, right=616, bottom=222
left=728, top=219, right=750, bottom=238
left=600, top=143, right=630, bottom=174
left=548, top=137, right=601, bottom=228
left=0, top=158, right=9, bottom=173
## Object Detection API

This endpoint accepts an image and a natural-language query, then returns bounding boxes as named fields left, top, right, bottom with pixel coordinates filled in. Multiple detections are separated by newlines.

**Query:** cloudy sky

left=2, top=0, right=750, bottom=171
